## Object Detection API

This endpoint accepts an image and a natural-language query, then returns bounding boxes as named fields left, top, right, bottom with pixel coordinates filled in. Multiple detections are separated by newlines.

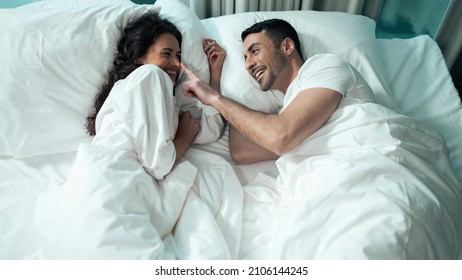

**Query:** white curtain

left=183, top=0, right=368, bottom=18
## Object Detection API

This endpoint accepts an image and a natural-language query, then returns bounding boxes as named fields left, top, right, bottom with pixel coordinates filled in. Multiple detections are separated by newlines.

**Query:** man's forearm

left=210, top=94, right=286, bottom=155
left=229, top=124, right=279, bottom=164
left=181, top=63, right=287, bottom=155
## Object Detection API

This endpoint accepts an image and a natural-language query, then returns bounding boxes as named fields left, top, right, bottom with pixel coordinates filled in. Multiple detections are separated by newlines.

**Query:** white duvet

left=34, top=65, right=243, bottom=259
left=35, top=144, right=243, bottom=259
left=33, top=58, right=462, bottom=261
left=240, top=98, right=462, bottom=259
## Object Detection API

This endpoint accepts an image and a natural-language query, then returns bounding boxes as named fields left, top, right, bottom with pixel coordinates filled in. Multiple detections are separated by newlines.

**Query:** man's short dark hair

left=241, top=18, right=304, bottom=60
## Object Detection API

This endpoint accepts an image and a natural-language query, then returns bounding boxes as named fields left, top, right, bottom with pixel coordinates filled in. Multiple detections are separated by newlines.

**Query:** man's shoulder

left=303, top=53, right=347, bottom=69
left=298, top=53, right=351, bottom=80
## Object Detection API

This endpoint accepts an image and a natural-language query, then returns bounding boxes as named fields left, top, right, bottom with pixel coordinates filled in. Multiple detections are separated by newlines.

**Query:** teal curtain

left=376, top=0, right=451, bottom=39
left=132, top=0, right=155, bottom=3
left=0, top=0, right=37, bottom=8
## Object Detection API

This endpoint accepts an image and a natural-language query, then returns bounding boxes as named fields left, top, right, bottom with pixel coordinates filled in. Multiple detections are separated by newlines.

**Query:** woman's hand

left=203, top=38, right=226, bottom=91
left=173, top=110, right=200, bottom=162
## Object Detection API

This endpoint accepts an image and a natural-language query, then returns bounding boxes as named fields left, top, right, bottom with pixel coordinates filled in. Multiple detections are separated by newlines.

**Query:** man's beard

left=259, top=70, right=277, bottom=91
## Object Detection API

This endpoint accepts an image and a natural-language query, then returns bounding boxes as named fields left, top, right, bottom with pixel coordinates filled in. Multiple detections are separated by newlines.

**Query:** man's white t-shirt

left=281, top=53, right=375, bottom=112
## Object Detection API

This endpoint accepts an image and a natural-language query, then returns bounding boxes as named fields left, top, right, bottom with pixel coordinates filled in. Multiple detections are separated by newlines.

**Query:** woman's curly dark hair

left=85, top=12, right=182, bottom=136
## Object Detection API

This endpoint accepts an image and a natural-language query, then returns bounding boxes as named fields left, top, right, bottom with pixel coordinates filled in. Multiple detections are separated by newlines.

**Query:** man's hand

left=181, top=63, right=220, bottom=106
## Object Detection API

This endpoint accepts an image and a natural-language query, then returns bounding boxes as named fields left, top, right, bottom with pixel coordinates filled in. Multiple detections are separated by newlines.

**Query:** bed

left=1, top=0, right=461, bottom=260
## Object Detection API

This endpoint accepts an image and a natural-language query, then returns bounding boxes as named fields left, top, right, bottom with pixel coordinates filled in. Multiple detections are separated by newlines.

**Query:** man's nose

left=245, top=56, right=255, bottom=71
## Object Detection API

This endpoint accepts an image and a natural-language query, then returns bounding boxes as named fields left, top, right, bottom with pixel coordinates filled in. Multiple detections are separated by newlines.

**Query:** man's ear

left=281, top=38, right=296, bottom=56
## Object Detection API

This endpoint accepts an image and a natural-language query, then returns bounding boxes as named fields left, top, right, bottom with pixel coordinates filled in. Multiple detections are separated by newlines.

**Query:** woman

left=35, top=11, right=242, bottom=260
left=85, top=12, right=226, bottom=180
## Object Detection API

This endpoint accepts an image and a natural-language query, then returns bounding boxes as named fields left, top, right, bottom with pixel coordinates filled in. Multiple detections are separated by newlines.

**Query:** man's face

left=242, top=31, right=287, bottom=91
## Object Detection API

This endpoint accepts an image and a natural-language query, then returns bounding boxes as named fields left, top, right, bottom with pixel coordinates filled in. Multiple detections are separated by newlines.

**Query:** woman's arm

left=203, top=38, right=226, bottom=92
left=173, top=110, right=200, bottom=162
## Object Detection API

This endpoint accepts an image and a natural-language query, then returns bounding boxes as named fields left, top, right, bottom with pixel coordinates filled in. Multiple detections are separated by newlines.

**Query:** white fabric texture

left=0, top=0, right=222, bottom=157
left=154, top=0, right=224, bottom=144
left=36, top=143, right=179, bottom=259
left=282, top=54, right=376, bottom=110
left=237, top=52, right=462, bottom=259
left=35, top=64, right=243, bottom=259
left=92, top=64, right=178, bottom=180
left=378, top=35, right=462, bottom=187
left=0, top=1, right=148, bottom=157
left=270, top=101, right=462, bottom=259
left=264, top=54, right=462, bottom=259
left=35, top=143, right=242, bottom=259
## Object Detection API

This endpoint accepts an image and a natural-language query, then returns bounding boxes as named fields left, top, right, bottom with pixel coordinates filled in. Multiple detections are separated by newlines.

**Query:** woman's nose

left=171, top=56, right=181, bottom=67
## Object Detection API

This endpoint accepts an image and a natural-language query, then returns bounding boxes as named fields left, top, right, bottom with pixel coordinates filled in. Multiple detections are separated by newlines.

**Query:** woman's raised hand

left=203, top=38, right=226, bottom=91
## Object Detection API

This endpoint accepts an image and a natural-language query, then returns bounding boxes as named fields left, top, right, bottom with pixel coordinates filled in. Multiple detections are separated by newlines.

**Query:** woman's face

left=139, top=32, right=181, bottom=85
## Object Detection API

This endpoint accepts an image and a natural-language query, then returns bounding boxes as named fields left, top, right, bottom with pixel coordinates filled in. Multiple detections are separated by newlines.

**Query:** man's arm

left=216, top=88, right=341, bottom=155
left=229, top=124, right=279, bottom=164
left=181, top=64, right=342, bottom=155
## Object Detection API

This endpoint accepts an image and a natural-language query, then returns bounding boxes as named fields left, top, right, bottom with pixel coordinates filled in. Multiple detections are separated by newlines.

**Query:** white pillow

left=43, top=0, right=131, bottom=6
left=154, top=0, right=210, bottom=88
left=377, top=35, right=462, bottom=187
left=154, top=0, right=222, bottom=144
left=0, top=2, right=148, bottom=157
left=0, top=0, right=210, bottom=158
left=201, top=11, right=397, bottom=113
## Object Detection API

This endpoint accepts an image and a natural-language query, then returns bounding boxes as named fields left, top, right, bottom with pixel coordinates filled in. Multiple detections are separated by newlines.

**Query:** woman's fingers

left=203, top=38, right=215, bottom=47
left=203, top=39, right=225, bottom=54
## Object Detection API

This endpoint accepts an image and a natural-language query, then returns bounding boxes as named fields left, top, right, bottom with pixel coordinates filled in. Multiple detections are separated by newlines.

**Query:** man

left=181, top=19, right=462, bottom=259
left=181, top=19, right=374, bottom=163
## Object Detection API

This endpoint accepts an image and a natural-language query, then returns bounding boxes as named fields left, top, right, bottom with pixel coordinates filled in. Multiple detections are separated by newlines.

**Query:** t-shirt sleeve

left=296, top=54, right=354, bottom=96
